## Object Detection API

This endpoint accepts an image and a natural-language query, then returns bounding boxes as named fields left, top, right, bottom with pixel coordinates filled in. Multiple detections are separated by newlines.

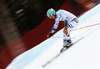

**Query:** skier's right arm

left=47, top=20, right=59, bottom=38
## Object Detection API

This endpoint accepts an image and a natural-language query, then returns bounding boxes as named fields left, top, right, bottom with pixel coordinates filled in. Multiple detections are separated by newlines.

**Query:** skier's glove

left=47, top=32, right=53, bottom=38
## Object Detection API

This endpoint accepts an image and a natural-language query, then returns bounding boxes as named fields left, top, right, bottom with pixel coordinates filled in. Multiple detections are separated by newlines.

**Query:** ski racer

left=46, top=8, right=79, bottom=51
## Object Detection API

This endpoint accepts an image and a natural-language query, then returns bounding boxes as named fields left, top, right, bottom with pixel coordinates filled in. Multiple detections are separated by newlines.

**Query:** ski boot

left=66, top=39, right=73, bottom=47
left=60, top=46, right=69, bottom=53
left=60, top=39, right=73, bottom=53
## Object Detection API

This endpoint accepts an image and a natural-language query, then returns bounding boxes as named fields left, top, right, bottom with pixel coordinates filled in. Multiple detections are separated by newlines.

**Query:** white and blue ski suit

left=50, top=10, right=79, bottom=47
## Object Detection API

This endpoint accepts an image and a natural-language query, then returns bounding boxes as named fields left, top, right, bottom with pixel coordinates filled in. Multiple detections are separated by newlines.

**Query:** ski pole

left=52, top=23, right=100, bottom=38
left=52, top=36, right=63, bottom=38
left=72, top=23, right=100, bottom=31
left=52, top=36, right=75, bottom=39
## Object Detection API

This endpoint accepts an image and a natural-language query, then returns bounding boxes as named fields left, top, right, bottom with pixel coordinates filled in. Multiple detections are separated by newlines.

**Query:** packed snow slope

left=6, top=4, right=100, bottom=69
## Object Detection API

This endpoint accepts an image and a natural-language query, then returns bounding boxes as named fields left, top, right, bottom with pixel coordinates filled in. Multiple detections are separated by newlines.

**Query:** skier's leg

left=63, top=20, right=72, bottom=47
left=63, top=33, right=72, bottom=47
left=60, top=33, right=72, bottom=52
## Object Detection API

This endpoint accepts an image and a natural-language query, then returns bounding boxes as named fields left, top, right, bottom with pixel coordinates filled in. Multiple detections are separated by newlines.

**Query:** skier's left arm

left=47, top=20, right=59, bottom=38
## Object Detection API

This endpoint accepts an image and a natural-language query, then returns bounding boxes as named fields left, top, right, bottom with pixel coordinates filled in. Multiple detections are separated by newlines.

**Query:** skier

left=46, top=8, right=79, bottom=52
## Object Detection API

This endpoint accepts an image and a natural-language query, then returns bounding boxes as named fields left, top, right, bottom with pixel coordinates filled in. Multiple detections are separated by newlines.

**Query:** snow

left=6, top=4, right=100, bottom=69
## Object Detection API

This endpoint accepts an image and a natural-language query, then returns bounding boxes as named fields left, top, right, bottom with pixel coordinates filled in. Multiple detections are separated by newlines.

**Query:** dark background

left=5, top=0, right=66, bottom=35
left=0, top=0, right=67, bottom=51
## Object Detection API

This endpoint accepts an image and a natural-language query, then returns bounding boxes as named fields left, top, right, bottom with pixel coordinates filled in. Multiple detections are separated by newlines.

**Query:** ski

left=42, top=37, right=84, bottom=67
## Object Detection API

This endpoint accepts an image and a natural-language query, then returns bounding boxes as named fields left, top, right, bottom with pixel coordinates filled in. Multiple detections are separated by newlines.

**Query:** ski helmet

left=47, top=8, right=56, bottom=18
